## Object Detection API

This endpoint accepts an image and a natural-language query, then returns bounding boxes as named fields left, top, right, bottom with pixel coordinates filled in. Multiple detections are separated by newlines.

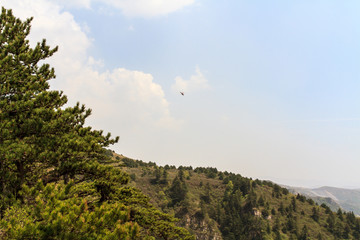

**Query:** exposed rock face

left=253, top=208, right=262, bottom=217
left=181, top=214, right=223, bottom=240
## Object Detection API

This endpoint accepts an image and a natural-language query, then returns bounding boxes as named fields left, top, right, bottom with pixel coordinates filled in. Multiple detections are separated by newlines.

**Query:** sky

left=2, top=0, right=360, bottom=188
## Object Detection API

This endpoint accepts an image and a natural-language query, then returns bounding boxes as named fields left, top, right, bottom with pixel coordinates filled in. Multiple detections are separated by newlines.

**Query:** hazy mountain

left=287, top=186, right=360, bottom=215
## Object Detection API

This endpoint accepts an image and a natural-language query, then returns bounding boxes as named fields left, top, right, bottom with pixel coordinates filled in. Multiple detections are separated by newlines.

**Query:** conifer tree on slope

left=0, top=6, right=125, bottom=208
left=0, top=7, right=194, bottom=239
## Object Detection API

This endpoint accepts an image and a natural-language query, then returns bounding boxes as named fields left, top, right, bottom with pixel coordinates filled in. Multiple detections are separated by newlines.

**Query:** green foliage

left=194, top=167, right=218, bottom=179
left=112, top=187, right=194, bottom=239
left=321, top=202, right=332, bottom=214
left=130, top=173, right=136, bottom=181
left=200, top=182, right=212, bottom=204
left=296, top=194, right=307, bottom=202
left=311, top=206, right=320, bottom=222
left=0, top=7, right=194, bottom=239
left=160, top=169, right=168, bottom=185
left=218, top=185, right=263, bottom=239
left=273, top=184, right=282, bottom=198
left=121, top=158, right=139, bottom=168
left=291, top=196, right=297, bottom=212
left=0, top=7, right=119, bottom=208
left=167, top=172, right=188, bottom=206
left=120, top=157, right=360, bottom=240
left=299, top=225, right=309, bottom=240
left=1, top=181, right=139, bottom=239
left=151, top=167, right=162, bottom=184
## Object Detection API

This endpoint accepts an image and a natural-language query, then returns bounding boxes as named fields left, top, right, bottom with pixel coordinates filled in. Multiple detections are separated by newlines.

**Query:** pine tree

left=299, top=225, right=309, bottom=240
left=311, top=206, right=320, bottom=222
left=0, top=7, right=121, bottom=207
left=160, top=168, right=168, bottom=184
left=337, top=208, right=344, bottom=221
left=168, top=173, right=188, bottom=206
left=0, top=7, right=194, bottom=239
left=151, top=166, right=161, bottom=184
left=0, top=181, right=140, bottom=239
left=291, top=196, right=297, bottom=212
left=278, top=201, right=285, bottom=215
left=0, top=7, right=58, bottom=206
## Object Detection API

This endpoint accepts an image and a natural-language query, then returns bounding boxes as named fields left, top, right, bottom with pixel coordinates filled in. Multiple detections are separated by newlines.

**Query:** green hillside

left=2, top=5, right=360, bottom=240
left=112, top=153, right=360, bottom=240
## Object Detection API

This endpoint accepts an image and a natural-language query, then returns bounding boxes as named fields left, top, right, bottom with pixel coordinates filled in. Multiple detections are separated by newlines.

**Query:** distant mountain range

left=285, top=186, right=360, bottom=216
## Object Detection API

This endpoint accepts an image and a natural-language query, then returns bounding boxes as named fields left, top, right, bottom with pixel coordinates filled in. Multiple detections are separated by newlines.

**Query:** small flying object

left=180, top=92, right=184, bottom=96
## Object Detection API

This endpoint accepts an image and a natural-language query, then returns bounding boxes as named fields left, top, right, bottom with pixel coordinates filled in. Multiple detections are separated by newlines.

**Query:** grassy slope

left=108, top=152, right=359, bottom=239
left=256, top=186, right=333, bottom=239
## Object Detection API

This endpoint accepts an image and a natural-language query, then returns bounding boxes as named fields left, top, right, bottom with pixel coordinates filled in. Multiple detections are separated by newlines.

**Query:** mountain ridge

left=285, top=185, right=360, bottom=216
left=110, top=152, right=360, bottom=239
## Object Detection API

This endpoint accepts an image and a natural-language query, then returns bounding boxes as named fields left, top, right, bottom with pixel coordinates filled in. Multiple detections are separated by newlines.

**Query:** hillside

left=3, top=5, right=360, bottom=240
left=287, top=186, right=360, bottom=216
left=109, top=152, right=360, bottom=240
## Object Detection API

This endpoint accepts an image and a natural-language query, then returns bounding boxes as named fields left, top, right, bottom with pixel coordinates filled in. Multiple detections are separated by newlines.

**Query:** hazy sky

left=3, top=0, right=360, bottom=188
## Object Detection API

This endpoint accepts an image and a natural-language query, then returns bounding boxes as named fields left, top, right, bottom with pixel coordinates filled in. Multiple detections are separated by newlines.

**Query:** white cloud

left=172, top=66, right=210, bottom=93
left=128, top=25, right=135, bottom=31
left=1, top=0, right=181, bottom=134
left=50, top=0, right=91, bottom=9
left=2, top=0, right=92, bottom=59
left=87, top=56, right=105, bottom=69
left=32, top=0, right=196, bottom=18
left=98, top=0, right=195, bottom=17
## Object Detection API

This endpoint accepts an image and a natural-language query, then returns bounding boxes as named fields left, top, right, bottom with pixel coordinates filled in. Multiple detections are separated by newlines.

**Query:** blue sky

left=3, top=0, right=360, bottom=188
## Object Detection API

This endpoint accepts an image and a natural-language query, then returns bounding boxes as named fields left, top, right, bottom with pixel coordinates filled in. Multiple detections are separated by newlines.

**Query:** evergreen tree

left=167, top=173, right=188, bottom=206
left=274, top=230, right=282, bottom=240
left=200, top=182, right=211, bottom=204
left=299, top=225, right=309, bottom=240
left=258, top=195, right=265, bottom=206
left=0, top=7, right=120, bottom=207
left=273, top=184, right=282, bottom=198
left=271, top=208, right=276, bottom=215
left=311, top=206, right=320, bottom=222
left=178, top=168, right=185, bottom=181
left=286, top=214, right=297, bottom=234
left=337, top=208, right=344, bottom=221
left=343, top=224, right=351, bottom=239
left=272, top=217, right=280, bottom=233
left=266, top=222, right=271, bottom=234
left=160, top=168, right=168, bottom=184
left=345, top=211, right=356, bottom=225
left=326, top=213, right=336, bottom=233
left=0, top=7, right=194, bottom=239
left=1, top=181, right=140, bottom=239
left=291, top=196, right=297, bottom=212
left=151, top=166, right=161, bottom=184
left=278, top=201, right=285, bottom=215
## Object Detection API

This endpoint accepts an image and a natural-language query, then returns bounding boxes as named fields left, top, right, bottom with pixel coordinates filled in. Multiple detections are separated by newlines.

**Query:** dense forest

left=1, top=6, right=360, bottom=240
left=113, top=155, right=360, bottom=240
